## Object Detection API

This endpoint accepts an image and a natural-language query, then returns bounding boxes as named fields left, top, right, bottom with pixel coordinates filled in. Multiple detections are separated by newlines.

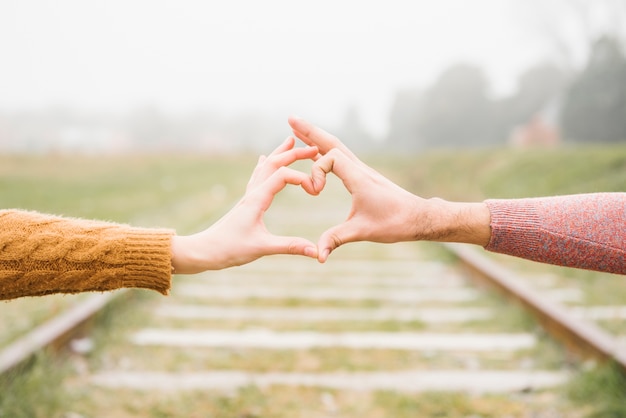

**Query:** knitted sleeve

left=0, top=209, right=175, bottom=300
left=484, top=193, right=626, bottom=275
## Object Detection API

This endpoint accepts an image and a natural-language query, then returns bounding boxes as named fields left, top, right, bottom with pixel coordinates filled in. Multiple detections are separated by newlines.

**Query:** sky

left=0, top=0, right=569, bottom=136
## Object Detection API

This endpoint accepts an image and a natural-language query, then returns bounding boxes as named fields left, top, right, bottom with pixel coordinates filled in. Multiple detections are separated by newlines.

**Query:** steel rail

left=2, top=244, right=623, bottom=378
left=444, top=242, right=626, bottom=371
left=0, top=291, right=124, bottom=375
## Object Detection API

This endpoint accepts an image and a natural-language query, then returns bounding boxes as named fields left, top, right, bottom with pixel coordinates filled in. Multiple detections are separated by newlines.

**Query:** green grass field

left=0, top=154, right=255, bottom=349
left=0, top=144, right=625, bottom=417
left=381, top=145, right=626, bottom=317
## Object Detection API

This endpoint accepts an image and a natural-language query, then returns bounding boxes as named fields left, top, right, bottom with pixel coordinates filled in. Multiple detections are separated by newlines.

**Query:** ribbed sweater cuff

left=124, top=228, right=175, bottom=295
left=484, top=198, right=543, bottom=255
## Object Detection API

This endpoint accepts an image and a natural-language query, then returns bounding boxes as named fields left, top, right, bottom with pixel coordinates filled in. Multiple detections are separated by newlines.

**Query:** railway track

left=1, top=181, right=624, bottom=416
left=3, top=246, right=622, bottom=376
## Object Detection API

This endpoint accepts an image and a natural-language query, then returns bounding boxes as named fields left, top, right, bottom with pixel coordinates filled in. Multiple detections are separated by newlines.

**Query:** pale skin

left=170, top=136, right=319, bottom=273
left=170, top=118, right=492, bottom=271
left=287, top=116, right=492, bottom=263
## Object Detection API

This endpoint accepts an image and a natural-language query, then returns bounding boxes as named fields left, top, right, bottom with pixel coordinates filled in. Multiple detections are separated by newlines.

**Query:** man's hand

left=288, top=116, right=491, bottom=262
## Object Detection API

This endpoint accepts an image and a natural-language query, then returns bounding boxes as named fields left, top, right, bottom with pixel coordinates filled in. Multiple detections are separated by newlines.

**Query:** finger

left=248, top=145, right=317, bottom=192
left=311, top=148, right=360, bottom=194
left=248, top=166, right=316, bottom=211
left=264, top=235, right=318, bottom=259
left=248, top=154, right=266, bottom=179
left=246, top=154, right=268, bottom=191
left=246, top=147, right=316, bottom=195
left=288, top=115, right=358, bottom=160
left=268, top=136, right=296, bottom=158
left=265, top=145, right=318, bottom=170
left=310, top=154, right=334, bottom=194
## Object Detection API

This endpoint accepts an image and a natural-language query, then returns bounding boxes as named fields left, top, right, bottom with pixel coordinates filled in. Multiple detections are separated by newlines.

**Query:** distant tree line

left=561, top=37, right=626, bottom=143
left=0, top=107, right=284, bottom=154
left=385, top=35, right=626, bottom=150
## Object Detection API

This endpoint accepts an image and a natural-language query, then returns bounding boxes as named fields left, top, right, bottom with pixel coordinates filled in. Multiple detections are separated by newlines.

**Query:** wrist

left=171, top=234, right=206, bottom=274
left=422, top=199, right=491, bottom=246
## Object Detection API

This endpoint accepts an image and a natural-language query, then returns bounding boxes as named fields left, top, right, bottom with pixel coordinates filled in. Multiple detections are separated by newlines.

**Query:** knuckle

left=287, top=240, right=300, bottom=255
left=330, top=233, right=344, bottom=249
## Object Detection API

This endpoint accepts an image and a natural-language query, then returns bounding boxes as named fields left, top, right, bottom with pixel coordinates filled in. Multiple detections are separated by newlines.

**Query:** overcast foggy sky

left=0, top=0, right=557, bottom=135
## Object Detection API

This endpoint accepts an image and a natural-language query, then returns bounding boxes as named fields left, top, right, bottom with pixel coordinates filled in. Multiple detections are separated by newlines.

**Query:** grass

left=372, top=145, right=626, bottom=322
left=0, top=152, right=257, bottom=416
left=370, top=144, right=626, bottom=417
left=1, top=144, right=625, bottom=417
left=0, top=153, right=253, bottom=225
left=0, top=294, right=88, bottom=346
left=0, top=153, right=253, bottom=340
left=0, top=352, right=71, bottom=418
left=372, top=145, right=626, bottom=201
left=567, top=362, right=626, bottom=418
left=63, top=385, right=576, bottom=418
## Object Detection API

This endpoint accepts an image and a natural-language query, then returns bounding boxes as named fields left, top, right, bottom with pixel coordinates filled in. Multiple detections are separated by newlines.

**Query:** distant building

left=509, top=114, right=561, bottom=148
left=508, top=95, right=562, bottom=148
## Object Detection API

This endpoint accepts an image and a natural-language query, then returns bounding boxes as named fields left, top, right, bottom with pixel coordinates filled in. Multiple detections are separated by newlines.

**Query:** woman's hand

left=171, top=137, right=319, bottom=273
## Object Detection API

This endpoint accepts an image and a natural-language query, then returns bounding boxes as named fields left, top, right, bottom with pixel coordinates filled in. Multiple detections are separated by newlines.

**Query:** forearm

left=484, top=193, right=626, bottom=274
left=0, top=210, right=174, bottom=300
left=416, top=198, right=492, bottom=246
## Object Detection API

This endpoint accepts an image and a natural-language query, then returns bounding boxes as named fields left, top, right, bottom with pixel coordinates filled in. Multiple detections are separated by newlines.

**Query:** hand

left=171, top=137, right=319, bottom=273
left=288, top=116, right=491, bottom=262
left=288, top=116, right=425, bottom=261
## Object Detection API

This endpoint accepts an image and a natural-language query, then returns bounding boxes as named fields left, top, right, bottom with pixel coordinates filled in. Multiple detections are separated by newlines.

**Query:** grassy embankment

left=381, top=145, right=626, bottom=417
left=0, top=154, right=254, bottom=417
left=0, top=144, right=624, bottom=417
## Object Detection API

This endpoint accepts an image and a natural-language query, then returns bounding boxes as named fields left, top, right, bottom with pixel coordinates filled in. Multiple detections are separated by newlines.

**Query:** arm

left=0, top=138, right=319, bottom=300
left=0, top=210, right=174, bottom=299
left=288, top=116, right=626, bottom=275
left=486, top=194, right=626, bottom=275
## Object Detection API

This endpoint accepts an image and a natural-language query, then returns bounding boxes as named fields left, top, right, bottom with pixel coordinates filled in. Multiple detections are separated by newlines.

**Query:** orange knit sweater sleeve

left=0, top=209, right=175, bottom=300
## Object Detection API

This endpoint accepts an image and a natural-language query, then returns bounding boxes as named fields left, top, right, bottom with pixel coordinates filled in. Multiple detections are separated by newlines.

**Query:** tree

left=560, top=36, right=626, bottom=142
left=489, top=62, right=568, bottom=145
left=508, top=63, right=568, bottom=126
left=335, top=105, right=376, bottom=153
left=386, top=88, right=424, bottom=151
left=417, top=64, right=495, bottom=148
left=519, top=0, right=626, bottom=71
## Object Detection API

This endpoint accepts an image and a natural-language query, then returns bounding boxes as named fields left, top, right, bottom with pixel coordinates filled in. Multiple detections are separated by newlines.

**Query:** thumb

left=317, top=221, right=358, bottom=263
left=267, top=235, right=319, bottom=259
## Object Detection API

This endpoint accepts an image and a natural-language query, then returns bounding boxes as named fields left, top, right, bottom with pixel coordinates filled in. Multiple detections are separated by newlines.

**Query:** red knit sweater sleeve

left=484, top=193, right=626, bottom=275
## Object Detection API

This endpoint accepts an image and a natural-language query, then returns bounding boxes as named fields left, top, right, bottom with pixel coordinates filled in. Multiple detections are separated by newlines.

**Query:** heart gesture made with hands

left=171, top=116, right=491, bottom=274
left=288, top=116, right=431, bottom=262
left=172, top=117, right=622, bottom=276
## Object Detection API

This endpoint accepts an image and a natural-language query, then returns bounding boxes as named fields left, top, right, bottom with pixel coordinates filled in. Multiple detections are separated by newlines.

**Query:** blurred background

left=2, top=2, right=626, bottom=416
left=1, top=0, right=625, bottom=155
